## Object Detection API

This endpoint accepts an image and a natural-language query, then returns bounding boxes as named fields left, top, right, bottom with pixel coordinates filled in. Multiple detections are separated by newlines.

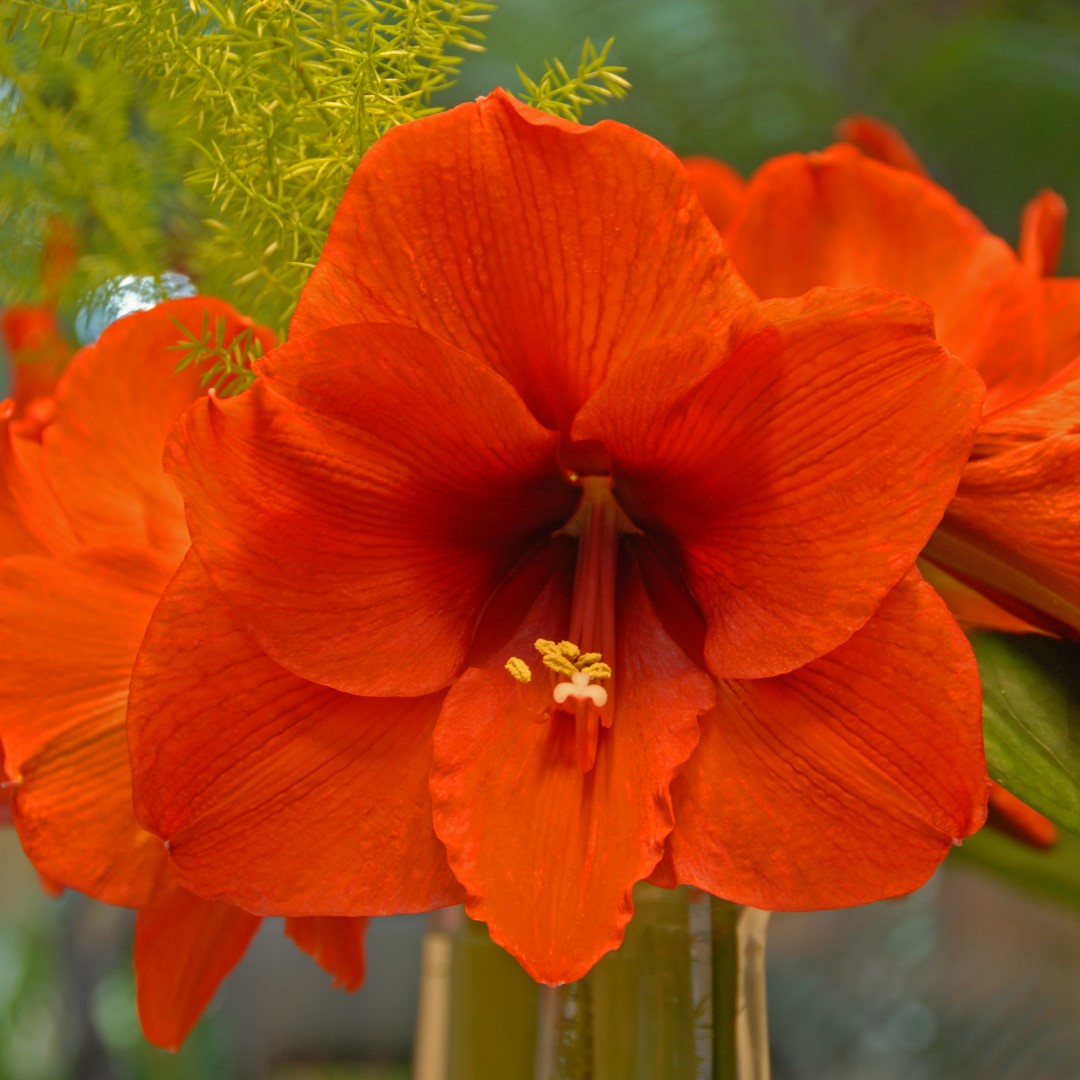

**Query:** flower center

left=505, top=475, right=635, bottom=772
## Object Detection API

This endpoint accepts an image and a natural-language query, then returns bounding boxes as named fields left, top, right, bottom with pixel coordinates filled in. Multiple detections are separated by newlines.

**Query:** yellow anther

left=533, top=639, right=580, bottom=678
left=505, top=657, right=532, bottom=683
left=579, top=661, right=612, bottom=680
left=529, top=639, right=611, bottom=681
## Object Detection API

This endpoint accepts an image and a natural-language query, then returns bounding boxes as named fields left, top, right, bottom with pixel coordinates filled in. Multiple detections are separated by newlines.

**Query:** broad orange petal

left=0, top=548, right=172, bottom=772
left=573, top=289, right=983, bottom=679
left=292, top=89, right=749, bottom=430
left=130, top=551, right=462, bottom=914
left=927, top=436, right=1080, bottom=638
left=134, top=878, right=261, bottom=1050
left=12, top=708, right=166, bottom=908
left=431, top=549, right=712, bottom=984
left=1040, top=279, right=1080, bottom=382
left=681, top=156, right=746, bottom=231
left=0, top=405, right=78, bottom=558
left=0, top=547, right=171, bottom=904
left=726, top=145, right=1052, bottom=413
left=1019, top=189, right=1067, bottom=276
left=41, top=298, right=266, bottom=562
left=285, top=916, right=368, bottom=991
left=976, top=353, right=1080, bottom=454
left=660, top=570, right=987, bottom=908
left=168, top=323, right=576, bottom=696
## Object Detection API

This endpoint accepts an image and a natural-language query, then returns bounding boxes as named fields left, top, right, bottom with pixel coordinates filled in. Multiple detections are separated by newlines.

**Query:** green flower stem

left=711, top=898, right=740, bottom=1080
left=416, top=890, right=771, bottom=1079
left=712, top=900, right=772, bottom=1080
left=447, top=916, right=538, bottom=1079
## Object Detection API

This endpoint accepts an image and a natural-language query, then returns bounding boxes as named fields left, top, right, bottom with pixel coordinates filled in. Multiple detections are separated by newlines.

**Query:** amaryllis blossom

left=0, top=299, right=366, bottom=1049
left=689, top=121, right=1080, bottom=639
left=129, top=90, right=988, bottom=983
left=1, top=218, right=79, bottom=410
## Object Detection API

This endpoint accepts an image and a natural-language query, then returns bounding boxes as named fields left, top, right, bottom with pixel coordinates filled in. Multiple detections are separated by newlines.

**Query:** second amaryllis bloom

left=129, top=90, right=988, bottom=984
left=691, top=125, right=1080, bottom=639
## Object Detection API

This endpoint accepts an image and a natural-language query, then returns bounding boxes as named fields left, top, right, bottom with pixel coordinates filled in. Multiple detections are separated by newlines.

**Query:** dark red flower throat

left=508, top=439, right=644, bottom=775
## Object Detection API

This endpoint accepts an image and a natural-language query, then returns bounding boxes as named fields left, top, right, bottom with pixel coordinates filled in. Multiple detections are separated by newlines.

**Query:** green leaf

left=952, top=824, right=1080, bottom=916
left=973, top=632, right=1080, bottom=834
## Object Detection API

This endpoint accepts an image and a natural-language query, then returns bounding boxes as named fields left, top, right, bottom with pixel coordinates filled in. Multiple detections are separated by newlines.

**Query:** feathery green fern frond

left=2, top=1, right=496, bottom=336
left=517, top=37, right=629, bottom=121
left=171, top=310, right=266, bottom=399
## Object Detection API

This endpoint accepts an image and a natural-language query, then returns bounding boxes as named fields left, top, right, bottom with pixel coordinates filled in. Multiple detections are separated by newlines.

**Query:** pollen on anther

left=505, top=656, right=532, bottom=683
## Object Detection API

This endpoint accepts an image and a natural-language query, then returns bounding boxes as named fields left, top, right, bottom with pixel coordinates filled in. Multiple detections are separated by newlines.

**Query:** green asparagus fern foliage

left=0, top=2, right=629, bottom=363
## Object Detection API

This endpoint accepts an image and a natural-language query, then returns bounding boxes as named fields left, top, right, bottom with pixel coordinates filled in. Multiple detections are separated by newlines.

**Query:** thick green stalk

left=447, top=917, right=538, bottom=1079
left=711, top=898, right=741, bottom=1080
left=712, top=900, right=772, bottom=1080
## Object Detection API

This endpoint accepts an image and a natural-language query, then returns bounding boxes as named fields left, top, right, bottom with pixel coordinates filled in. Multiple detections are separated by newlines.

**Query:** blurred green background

left=452, top=0, right=1080, bottom=274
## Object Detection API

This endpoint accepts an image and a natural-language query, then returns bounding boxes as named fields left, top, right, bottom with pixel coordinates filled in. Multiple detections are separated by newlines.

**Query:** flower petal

left=41, top=298, right=269, bottom=561
left=134, top=878, right=261, bottom=1050
left=1040, top=279, right=1080, bottom=380
left=168, top=322, right=576, bottom=696
left=975, top=353, right=1080, bottom=454
left=431, top=547, right=712, bottom=983
left=926, top=436, right=1080, bottom=638
left=12, top=708, right=166, bottom=907
left=662, top=569, right=987, bottom=908
left=573, top=290, right=984, bottom=679
left=681, top=156, right=745, bottom=231
left=291, top=89, right=748, bottom=429
left=284, top=916, right=368, bottom=991
left=835, top=115, right=928, bottom=175
left=918, top=559, right=1047, bottom=635
left=0, top=305, right=71, bottom=408
left=1019, top=189, right=1067, bottom=276
left=725, top=145, right=1052, bottom=413
left=0, top=548, right=172, bottom=772
left=130, top=551, right=462, bottom=915
left=0, top=406, right=78, bottom=558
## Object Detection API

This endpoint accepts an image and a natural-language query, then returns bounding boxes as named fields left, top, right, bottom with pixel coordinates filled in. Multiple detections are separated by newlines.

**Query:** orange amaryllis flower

left=127, top=90, right=988, bottom=984
left=0, top=299, right=366, bottom=1049
left=0, top=305, right=72, bottom=411
left=692, top=129, right=1080, bottom=639
left=1, top=218, right=80, bottom=409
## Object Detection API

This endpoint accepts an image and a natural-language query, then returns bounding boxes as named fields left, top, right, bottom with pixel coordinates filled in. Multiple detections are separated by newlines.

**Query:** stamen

left=553, top=670, right=608, bottom=708
left=505, top=657, right=532, bottom=683
left=507, top=477, right=637, bottom=773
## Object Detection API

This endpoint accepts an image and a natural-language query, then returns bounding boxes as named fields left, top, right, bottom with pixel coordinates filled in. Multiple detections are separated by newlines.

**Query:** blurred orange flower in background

left=0, top=299, right=367, bottom=1049
left=688, top=120, right=1080, bottom=642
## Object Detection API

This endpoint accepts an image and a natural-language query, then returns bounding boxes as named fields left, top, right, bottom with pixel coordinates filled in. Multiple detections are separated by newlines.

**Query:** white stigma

left=552, top=670, right=608, bottom=709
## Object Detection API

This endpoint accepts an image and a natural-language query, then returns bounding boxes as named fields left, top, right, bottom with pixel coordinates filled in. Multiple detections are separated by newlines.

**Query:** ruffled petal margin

left=291, top=89, right=748, bottom=429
